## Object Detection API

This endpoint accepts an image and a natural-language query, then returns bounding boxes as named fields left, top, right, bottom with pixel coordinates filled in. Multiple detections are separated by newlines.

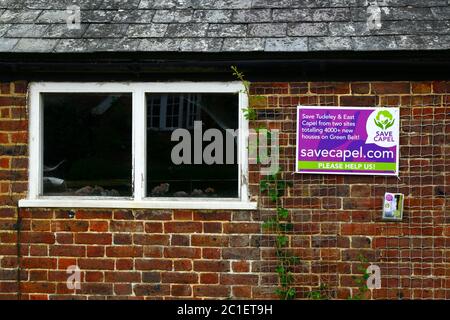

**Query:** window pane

left=42, top=93, right=132, bottom=196
left=146, top=93, right=239, bottom=198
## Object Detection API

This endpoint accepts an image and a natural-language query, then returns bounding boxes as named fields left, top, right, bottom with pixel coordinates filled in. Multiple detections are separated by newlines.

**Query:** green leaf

left=262, top=218, right=278, bottom=230
left=276, top=235, right=288, bottom=247
left=242, top=107, right=257, bottom=120
left=275, top=265, right=285, bottom=275
left=277, top=208, right=289, bottom=219
left=260, top=180, right=269, bottom=192
left=279, top=223, right=294, bottom=232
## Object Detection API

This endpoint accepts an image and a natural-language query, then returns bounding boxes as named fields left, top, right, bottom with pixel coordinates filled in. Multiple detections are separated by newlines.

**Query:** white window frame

left=18, top=82, right=256, bottom=210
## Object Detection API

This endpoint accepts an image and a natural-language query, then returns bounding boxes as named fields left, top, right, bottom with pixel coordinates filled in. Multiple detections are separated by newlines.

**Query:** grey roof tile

left=56, top=38, right=141, bottom=52
left=41, top=24, right=88, bottom=38
left=140, top=0, right=193, bottom=9
left=395, top=35, right=450, bottom=50
left=138, top=38, right=182, bottom=51
left=0, top=23, right=11, bottom=37
left=166, top=23, right=208, bottom=37
left=265, top=37, right=308, bottom=51
left=99, top=0, right=141, bottom=10
left=312, top=8, right=351, bottom=21
left=14, top=38, right=58, bottom=52
left=248, top=23, right=287, bottom=37
left=84, top=24, right=129, bottom=38
left=272, top=9, right=311, bottom=22
left=309, top=36, right=353, bottom=50
left=179, top=38, right=223, bottom=51
left=22, top=0, right=104, bottom=10
left=0, top=0, right=448, bottom=52
left=352, top=35, right=398, bottom=50
left=0, top=9, right=42, bottom=23
left=252, top=0, right=293, bottom=9
left=127, top=24, right=168, bottom=38
left=192, top=0, right=253, bottom=9
left=152, top=9, right=193, bottom=23
left=82, top=11, right=116, bottom=23
left=207, top=24, right=248, bottom=37
left=192, top=10, right=233, bottom=23
left=231, top=9, right=272, bottom=23
left=112, top=10, right=155, bottom=23
left=431, top=7, right=450, bottom=19
left=5, top=24, right=48, bottom=37
left=222, top=38, right=265, bottom=51
left=0, top=38, right=18, bottom=51
left=288, top=23, right=329, bottom=36
left=35, top=10, right=68, bottom=23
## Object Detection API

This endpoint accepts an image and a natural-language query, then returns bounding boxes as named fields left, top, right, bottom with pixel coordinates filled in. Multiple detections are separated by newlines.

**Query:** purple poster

left=296, top=106, right=400, bottom=176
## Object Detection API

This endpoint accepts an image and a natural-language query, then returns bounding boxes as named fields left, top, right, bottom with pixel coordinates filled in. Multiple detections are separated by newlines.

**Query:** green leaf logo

left=374, top=110, right=395, bottom=130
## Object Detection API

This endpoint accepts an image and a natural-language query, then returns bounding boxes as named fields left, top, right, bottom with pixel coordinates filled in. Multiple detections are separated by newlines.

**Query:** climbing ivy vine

left=231, top=66, right=300, bottom=300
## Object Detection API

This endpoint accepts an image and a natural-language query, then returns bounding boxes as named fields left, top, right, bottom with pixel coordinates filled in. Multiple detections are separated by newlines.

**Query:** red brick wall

left=0, top=81, right=448, bottom=300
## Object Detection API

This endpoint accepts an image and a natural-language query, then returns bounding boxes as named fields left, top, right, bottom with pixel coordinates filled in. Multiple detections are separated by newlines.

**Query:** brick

left=171, top=234, right=190, bottom=246
left=113, top=233, right=132, bottom=245
left=135, top=259, right=172, bottom=271
left=116, top=259, right=133, bottom=270
left=87, top=246, right=104, bottom=257
left=133, top=234, right=169, bottom=245
left=193, top=212, right=232, bottom=222
left=76, top=210, right=112, bottom=220
left=21, top=232, right=55, bottom=244
left=202, top=248, right=221, bottom=259
left=171, top=284, right=192, bottom=297
left=221, top=274, right=258, bottom=285
left=200, top=273, right=218, bottom=284
left=193, top=260, right=230, bottom=272
left=222, top=248, right=260, bottom=260
left=145, top=222, right=163, bottom=233
left=412, top=82, right=432, bottom=93
left=78, top=259, right=115, bottom=270
left=21, top=257, right=57, bottom=269
left=133, top=284, right=169, bottom=296
left=21, top=282, right=55, bottom=294
left=110, top=221, right=143, bottom=233
left=351, top=82, right=370, bottom=94
left=89, top=221, right=108, bottom=232
left=173, top=260, right=192, bottom=271
left=164, top=222, right=202, bottom=233
left=223, top=223, right=260, bottom=234
left=433, top=81, right=450, bottom=93
left=191, top=235, right=229, bottom=247
left=164, top=247, right=201, bottom=259
left=203, top=222, right=222, bottom=233
left=52, top=220, right=89, bottom=232
left=162, top=272, right=198, bottom=284
left=372, top=82, right=410, bottom=94
left=340, top=95, right=378, bottom=106
left=173, top=210, right=193, bottom=220
left=232, top=286, right=252, bottom=298
left=193, top=285, right=230, bottom=298
left=105, top=272, right=141, bottom=283
left=80, top=283, right=113, bottom=295
left=49, top=245, right=86, bottom=257
left=106, top=246, right=143, bottom=257
left=75, top=233, right=112, bottom=245
left=114, top=283, right=132, bottom=295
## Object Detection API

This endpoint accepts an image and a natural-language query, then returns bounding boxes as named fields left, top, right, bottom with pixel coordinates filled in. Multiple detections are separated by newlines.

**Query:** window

left=20, top=82, right=255, bottom=210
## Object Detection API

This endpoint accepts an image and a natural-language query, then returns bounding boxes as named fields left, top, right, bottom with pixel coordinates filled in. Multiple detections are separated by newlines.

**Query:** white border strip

left=21, top=82, right=256, bottom=210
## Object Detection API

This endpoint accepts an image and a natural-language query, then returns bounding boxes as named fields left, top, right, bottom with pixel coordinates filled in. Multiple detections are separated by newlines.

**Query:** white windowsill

left=18, top=198, right=258, bottom=210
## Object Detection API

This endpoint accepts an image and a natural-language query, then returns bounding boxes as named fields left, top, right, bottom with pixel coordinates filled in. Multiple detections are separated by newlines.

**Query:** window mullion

left=133, top=88, right=146, bottom=201
left=239, top=91, right=249, bottom=202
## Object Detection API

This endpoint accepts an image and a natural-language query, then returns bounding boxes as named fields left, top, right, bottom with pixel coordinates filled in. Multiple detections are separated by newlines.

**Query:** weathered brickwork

left=0, top=81, right=448, bottom=300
